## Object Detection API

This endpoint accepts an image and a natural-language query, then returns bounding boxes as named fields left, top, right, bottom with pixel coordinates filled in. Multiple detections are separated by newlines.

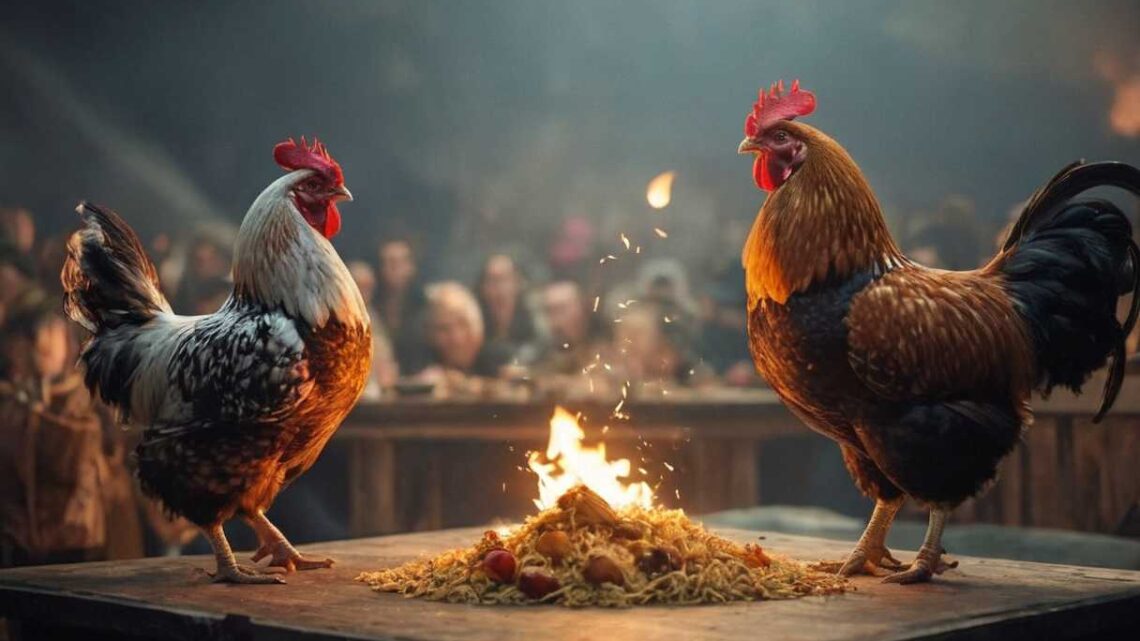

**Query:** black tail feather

left=997, top=161, right=1140, bottom=423
left=62, top=201, right=170, bottom=332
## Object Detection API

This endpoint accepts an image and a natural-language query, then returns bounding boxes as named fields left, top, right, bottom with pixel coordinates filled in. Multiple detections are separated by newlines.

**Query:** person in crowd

left=476, top=254, right=536, bottom=361
left=0, top=208, right=35, bottom=257
left=171, top=234, right=232, bottom=312
left=547, top=216, right=597, bottom=282
left=535, top=279, right=608, bottom=375
left=696, top=277, right=757, bottom=386
left=1, top=240, right=37, bottom=327
left=0, top=290, right=116, bottom=566
left=348, top=260, right=398, bottom=397
left=612, top=304, right=690, bottom=383
left=420, top=281, right=507, bottom=379
left=188, top=277, right=233, bottom=315
left=377, top=238, right=430, bottom=375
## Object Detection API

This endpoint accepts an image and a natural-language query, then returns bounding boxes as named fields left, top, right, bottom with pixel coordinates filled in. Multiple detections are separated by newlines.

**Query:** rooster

left=737, top=81, right=1140, bottom=584
left=62, top=138, right=371, bottom=584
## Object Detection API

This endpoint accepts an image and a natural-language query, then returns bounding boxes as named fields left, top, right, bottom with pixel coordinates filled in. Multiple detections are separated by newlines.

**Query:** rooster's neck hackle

left=742, top=124, right=904, bottom=308
left=232, top=170, right=368, bottom=329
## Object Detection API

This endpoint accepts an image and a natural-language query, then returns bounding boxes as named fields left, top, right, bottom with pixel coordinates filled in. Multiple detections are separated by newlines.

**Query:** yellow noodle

left=357, top=504, right=846, bottom=607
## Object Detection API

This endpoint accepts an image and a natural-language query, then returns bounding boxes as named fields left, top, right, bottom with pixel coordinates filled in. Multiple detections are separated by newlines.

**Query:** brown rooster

left=737, top=81, right=1140, bottom=583
left=62, top=138, right=371, bottom=583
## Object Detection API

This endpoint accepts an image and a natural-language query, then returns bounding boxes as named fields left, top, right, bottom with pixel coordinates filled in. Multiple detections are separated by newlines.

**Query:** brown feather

left=742, top=122, right=905, bottom=307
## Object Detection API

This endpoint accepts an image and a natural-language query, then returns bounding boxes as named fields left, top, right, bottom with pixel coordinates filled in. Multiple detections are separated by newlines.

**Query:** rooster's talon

left=252, top=540, right=335, bottom=572
left=210, top=564, right=286, bottom=585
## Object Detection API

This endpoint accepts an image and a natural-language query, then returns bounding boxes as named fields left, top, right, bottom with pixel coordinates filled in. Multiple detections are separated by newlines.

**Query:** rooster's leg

left=835, top=496, right=906, bottom=577
left=882, top=508, right=959, bottom=584
left=205, top=524, right=285, bottom=584
left=246, top=511, right=335, bottom=572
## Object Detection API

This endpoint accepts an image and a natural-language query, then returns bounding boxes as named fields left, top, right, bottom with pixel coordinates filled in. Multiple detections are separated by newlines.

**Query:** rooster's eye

left=774, top=131, right=788, bottom=143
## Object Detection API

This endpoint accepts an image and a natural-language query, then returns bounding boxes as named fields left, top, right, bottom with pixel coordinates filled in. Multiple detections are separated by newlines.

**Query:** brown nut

left=535, top=530, right=572, bottom=562
left=612, top=522, right=644, bottom=540
left=518, top=568, right=561, bottom=599
left=557, top=486, right=619, bottom=526
left=583, top=555, right=625, bottom=586
left=637, top=547, right=681, bottom=576
left=482, top=549, right=517, bottom=583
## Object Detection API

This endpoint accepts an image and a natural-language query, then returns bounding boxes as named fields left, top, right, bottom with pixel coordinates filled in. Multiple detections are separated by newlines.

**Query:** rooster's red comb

left=744, top=80, right=816, bottom=138
left=273, top=136, right=344, bottom=184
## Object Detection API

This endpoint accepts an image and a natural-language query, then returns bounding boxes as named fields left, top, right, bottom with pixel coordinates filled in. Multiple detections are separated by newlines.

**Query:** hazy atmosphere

left=4, top=0, right=1138, bottom=274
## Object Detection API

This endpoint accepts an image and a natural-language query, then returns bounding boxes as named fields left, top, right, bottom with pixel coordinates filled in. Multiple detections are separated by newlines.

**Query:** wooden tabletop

left=2, top=528, right=1139, bottom=641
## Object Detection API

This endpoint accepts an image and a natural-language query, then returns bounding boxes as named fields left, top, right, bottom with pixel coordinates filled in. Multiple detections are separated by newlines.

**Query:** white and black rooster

left=62, top=138, right=371, bottom=584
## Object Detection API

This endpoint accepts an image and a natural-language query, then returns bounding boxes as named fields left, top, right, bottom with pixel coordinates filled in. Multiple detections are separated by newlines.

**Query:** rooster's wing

left=845, top=267, right=1035, bottom=403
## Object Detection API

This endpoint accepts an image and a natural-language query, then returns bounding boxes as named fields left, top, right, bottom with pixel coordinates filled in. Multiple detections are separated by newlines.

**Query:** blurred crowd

left=3, top=195, right=1136, bottom=567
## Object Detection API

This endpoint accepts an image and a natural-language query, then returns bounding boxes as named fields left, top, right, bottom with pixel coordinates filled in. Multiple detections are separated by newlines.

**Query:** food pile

left=357, top=486, right=846, bottom=607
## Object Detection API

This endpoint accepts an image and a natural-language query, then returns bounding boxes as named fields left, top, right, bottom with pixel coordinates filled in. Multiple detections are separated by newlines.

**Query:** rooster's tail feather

left=63, top=203, right=174, bottom=419
left=62, top=202, right=171, bottom=332
left=995, top=161, right=1140, bottom=422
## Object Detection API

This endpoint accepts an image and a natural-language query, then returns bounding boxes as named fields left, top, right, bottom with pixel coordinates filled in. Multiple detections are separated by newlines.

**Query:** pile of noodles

left=357, top=487, right=846, bottom=607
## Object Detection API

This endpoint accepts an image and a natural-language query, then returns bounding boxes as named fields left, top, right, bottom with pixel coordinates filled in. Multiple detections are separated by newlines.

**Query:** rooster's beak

left=738, top=137, right=762, bottom=154
left=332, top=185, right=353, bottom=202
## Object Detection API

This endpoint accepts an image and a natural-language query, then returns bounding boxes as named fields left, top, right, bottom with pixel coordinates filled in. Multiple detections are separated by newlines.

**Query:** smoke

left=0, top=32, right=229, bottom=231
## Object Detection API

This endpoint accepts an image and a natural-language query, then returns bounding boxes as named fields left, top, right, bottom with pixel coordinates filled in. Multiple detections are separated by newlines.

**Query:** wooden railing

left=335, top=377, right=1140, bottom=537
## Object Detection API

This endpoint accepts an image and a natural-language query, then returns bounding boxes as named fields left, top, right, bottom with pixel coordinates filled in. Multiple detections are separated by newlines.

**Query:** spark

left=654, top=227, right=669, bottom=238
left=593, top=296, right=600, bottom=312
left=620, top=233, right=631, bottom=249
left=663, top=461, right=675, bottom=472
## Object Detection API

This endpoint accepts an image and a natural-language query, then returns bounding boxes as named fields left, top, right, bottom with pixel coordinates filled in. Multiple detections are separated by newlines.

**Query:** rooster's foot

left=837, top=544, right=906, bottom=577
left=252, top=540, right=335, bottom=572
left=210, top=563, right=286, bottom=585
left=882, top=547, right=958, bottom=585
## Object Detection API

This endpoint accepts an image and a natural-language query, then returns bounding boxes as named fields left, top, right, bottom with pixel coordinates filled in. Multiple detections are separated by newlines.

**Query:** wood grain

left=2, top=529, right=1139, bottom=641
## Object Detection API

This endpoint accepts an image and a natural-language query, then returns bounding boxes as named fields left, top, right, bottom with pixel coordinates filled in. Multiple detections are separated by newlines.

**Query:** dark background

left=3, top=0, right=1138, bottom=275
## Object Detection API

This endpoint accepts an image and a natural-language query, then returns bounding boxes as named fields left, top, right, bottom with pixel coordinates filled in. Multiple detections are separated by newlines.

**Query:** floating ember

left=357, top=411, right=846, bottom=607
left=646, top=171, right=676, bottom=209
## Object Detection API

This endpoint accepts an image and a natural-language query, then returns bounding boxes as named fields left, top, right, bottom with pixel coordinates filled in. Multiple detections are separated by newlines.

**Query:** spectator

left=477, top=254, right=536, bottom=360
left=0, top=290, right=115, bottom=566
left=421, top=281, right=506, bottom=377
left=535, top=280, right=607, bottom=375
left=0, top=239, right=37, bottom=326
left=0, top=208, right=35, bottom=256
left=377, top=238, right=430, bottom=375
left=172, top=234, right=231, bottom=312
left=188, top=277, right=233, bottom=315
left=348, top=260, right=399, bottom=397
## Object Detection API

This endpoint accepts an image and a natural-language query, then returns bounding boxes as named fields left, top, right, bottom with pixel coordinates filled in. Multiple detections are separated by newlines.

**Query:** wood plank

left=2, top=530, right=1139, bottom=641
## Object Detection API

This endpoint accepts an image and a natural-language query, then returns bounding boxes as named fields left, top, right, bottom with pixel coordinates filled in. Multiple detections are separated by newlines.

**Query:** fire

left=528, top=407, right=654, bottom=511
left=646, top=171, right=676, bottom=209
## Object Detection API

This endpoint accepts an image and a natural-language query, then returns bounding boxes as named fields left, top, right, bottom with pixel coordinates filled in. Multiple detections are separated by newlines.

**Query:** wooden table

left=3, top=528, right=1139, bottom=641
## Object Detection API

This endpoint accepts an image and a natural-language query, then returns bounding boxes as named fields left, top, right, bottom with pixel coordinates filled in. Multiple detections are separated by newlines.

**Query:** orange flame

left=528, top=407, right=654, bottom=511
left=646, top=171, right=676, bottom=209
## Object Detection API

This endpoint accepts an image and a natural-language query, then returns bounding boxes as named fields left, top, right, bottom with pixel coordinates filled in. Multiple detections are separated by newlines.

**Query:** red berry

left=518, top=568, right=561, bottom=599
left=482, top=549, right=517, bottom=583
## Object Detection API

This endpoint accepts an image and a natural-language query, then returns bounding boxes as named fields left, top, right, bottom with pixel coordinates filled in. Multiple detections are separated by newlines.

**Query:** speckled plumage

left=64, top=172, right=371, bottom=528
